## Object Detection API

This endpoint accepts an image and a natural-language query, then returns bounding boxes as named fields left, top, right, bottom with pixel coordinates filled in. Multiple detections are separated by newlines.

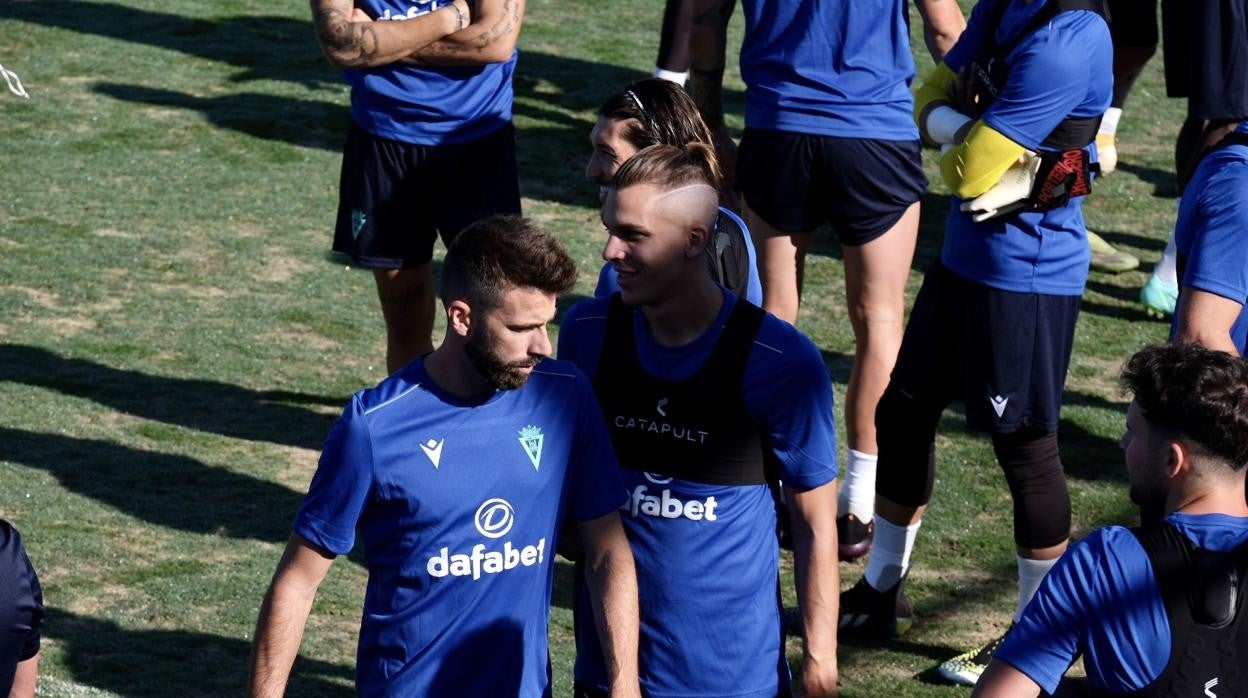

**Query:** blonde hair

left=612, top=142, right=721, bottom=193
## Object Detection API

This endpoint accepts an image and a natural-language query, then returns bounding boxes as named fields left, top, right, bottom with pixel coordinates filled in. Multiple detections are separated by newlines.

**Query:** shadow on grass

left=1081, top=280, right=1163, bottom=324
left=0, top=427, right=304, bottom=543
left=92, top=84, right=349, bottom=152
left=1060, top=417, right=1128, bottom=484
left=1116, top=161, right=1178, bottom=199
left=1087, top=228, right=1169, bottom=254
left=0, top=2, right=333, bottom=89
left=16, top=0, right=739, bottom=207
left=0, top=345, right=338, bottom=451
left=45, top=608, right=353, bottom=697
left=819, top=348, right=853, bottom=385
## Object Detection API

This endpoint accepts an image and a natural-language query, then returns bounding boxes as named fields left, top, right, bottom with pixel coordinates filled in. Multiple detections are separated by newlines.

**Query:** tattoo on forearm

left=311, top=2, right=380, bottom=67
left=416, top=0, right=518, bottom=59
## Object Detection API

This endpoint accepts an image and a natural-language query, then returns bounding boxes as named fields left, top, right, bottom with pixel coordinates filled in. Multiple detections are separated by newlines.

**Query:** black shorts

left=735, top=128, right=926, bottom=245
left=1107, top=0, right=1159, bottom=48
left=331, top=122, right=521, bottom=269
left=889, top=261, right=1081, bottom=434
left=1162, top=0, right=1248, bottom=119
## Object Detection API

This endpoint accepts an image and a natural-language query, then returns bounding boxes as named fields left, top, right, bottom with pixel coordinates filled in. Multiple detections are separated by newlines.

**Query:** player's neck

left=423, top=344, right=495, bottom=400
left=1168, top=476, right=1248, bottom=518
left=639, top=275, right=724, bottom=348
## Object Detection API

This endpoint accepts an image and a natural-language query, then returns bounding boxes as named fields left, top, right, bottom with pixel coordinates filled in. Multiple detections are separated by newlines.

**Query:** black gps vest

left=707, top=211, right=752, bottom=302
left=591, top=294, right=769, bottom=485
left=1105, top=522, right=1248, bottom=697
left=970, top=0, right=1106, bottom=210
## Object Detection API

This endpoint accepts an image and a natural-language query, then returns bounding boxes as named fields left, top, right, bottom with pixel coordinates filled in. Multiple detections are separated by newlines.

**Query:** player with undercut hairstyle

left=975, top=342, right=1248, bottom=696
left=250, top=216, right=640, bottom=698
left=562, top=144, right=840, bottom=697
left=586, top=79, right=761, bottom=306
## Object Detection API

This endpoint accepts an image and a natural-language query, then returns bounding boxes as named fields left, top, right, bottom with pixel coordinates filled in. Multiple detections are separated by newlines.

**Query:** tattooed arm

left=309, top=0, right=470, bottom=69
left=406, top=0, right=526, bottom=67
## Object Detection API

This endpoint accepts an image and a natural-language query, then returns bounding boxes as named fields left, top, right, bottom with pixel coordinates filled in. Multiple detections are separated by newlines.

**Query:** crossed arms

left=309, top=0, right=525, bottom=69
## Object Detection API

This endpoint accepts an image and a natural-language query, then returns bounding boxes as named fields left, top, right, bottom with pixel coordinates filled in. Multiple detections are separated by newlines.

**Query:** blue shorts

left=332, top=121, right=521, bottom=269
left=735, top=128, right=926, bottom=245
left=890, top=261, right=1081, bottom=434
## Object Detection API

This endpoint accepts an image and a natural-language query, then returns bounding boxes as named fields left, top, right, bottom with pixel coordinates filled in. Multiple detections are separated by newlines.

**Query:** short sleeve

left=982, top=18, right=1101, bottom=150
left=293, top=395, right=376, bottom=555
left=18, top=548, right=42, bottom=661
left=1180, top=164, right=1248, bottom=305
left=996, top=527, right=1169, bottom=694
left=743, top=321, right=838, bottom=490
left=566, top=375, right=627, bottom=522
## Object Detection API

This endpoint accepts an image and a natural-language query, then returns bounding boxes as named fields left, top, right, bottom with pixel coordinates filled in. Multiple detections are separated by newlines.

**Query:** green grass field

left=0, top=0, right=1185, bottom=695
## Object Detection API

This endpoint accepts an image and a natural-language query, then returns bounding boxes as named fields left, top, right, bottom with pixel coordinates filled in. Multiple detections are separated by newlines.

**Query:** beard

left=464, top=331, right=540, bottom=391
left=1128, top=465, right=1168, bottom=516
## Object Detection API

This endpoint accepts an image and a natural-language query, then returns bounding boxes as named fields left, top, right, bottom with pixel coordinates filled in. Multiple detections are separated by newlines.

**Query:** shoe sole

left=838, top=539, right=871, bottom=561
left=937, top=664, right=982, bottom=687
left=1089, top=257, right=1140, bottom=273
left=838, top=613, right=913, bottom=639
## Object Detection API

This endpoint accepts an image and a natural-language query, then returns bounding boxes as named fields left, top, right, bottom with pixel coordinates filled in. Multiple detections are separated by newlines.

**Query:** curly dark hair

left=440, top=215, right=577, bottom=310
left=1122, top=342, right=1248, bottom=471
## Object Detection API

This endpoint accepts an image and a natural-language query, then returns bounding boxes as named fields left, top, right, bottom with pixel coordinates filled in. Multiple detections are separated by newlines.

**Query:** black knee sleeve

left=875, top=384, right=941, bottom=508
left=991, top=429, right=1071, bottom=549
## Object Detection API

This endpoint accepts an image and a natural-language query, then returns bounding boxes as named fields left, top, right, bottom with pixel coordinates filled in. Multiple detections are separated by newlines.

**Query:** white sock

left=1155, top=225, right=1179, bottom=287
left=1099, top=107, right=1123, bottom=136
left=1015, top=556, right=1059, bottom=622
left=864, top=517, right=921, bottom=591
left=653, top=67, right=688, bottom=85
left=837, top=449, right=878, bottom=523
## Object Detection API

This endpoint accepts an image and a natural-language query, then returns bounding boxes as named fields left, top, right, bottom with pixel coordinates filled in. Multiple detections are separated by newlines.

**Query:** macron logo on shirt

left=420, top=438, right=445, bottom=468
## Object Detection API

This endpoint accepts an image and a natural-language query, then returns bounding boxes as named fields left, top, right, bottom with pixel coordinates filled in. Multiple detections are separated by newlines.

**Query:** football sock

left=837, top=448, right=878, bottom=523
left=1015, top=555, right=1059, bottom=621
left=653, top=67, right=688, bottom=85
left=1099, top=107, right=1122, bottom=136
left=1155, top=224, right=1179, bottom=287
left=864, top=517, right=921, bottom=591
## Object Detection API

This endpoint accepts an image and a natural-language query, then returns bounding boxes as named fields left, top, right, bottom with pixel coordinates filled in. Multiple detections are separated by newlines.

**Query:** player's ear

left=447, top=298, right=474, bottom=338
left=1166, top=440, right=1189, bottom=481
left=685, top=222, right=710, bottom=259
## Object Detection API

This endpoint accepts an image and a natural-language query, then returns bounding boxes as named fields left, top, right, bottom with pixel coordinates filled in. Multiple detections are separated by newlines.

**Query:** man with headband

left=561, top=143, right=840, bottom=697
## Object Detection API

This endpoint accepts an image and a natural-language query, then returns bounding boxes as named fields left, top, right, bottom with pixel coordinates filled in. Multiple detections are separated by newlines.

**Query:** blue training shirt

left=594, top=208, right=764, bottom=306
left=940, top=0, right=1112, bottom=296
left=294, top=358, right=625, bottom=697
left=996, top=512, right=1248, bottom=694
left=738, top=0, right=918, bottom=140
left=559, top=291, right=838, bottom=698
left=345, top=0, right=515, bottom=145
left=1173, top=122, right=1248, bottom=356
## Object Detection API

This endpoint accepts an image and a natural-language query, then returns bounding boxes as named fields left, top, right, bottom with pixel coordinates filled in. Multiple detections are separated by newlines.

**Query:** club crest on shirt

left=518, top=425, right=543, bottom=471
